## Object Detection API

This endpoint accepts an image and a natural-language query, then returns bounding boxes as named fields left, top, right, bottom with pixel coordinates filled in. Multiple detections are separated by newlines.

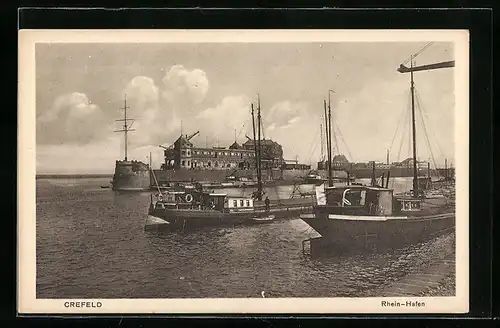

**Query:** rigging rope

left=414, top=89, right=442, bottom=178
left=331, top=119, right=340, bottom=156
left=334, top=122, right=354, bottom=162
left=402, top=42, right=435, bottom=66
left=236, top=113, right=251, bottom=141
left=415, top=89, right=446, bottom=159
left=305, top=123, right=320, bottom=164
left=408, top=100, right=413, bottom=160
left=389, top=89, right=411, bottom=154
left=396, top=95, right=411, bottom=162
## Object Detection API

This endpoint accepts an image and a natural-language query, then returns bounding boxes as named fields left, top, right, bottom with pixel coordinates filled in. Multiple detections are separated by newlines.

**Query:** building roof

left=229, top=141, right=241, bottom=149
left=174, top=135, right=193, bottom=148
left=243, top=138, right=280, bottom=146
left=332, top=154, right=349, bottom=162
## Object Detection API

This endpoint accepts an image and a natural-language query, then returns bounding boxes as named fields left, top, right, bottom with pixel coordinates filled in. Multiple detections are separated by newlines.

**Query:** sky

left=35, top=41, right=455, bottom=174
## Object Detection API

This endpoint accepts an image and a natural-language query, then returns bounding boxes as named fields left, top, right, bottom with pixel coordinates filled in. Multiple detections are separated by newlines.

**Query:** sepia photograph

left=18, top=29, right=469, bottom=314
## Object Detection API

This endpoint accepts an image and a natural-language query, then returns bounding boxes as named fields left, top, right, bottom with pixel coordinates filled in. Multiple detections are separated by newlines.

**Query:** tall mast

left=256, top=94, right=263, bottom=200
left=323, top=100, right=330, bottom=184
left=410, top=56, right=418, bottom=192
left=115, top=94, right=135, bottom=161
left=327, top=91, right=333, bottom=187
left=320, top=122, right=324, bottom=162
left=251, top=103, right=261, bottom=199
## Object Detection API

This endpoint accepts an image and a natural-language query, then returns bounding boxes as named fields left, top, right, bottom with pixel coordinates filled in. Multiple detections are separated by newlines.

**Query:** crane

left=397, top=60, right=455, bottom=73
left=158, top=130, right=200, bottom=150
left=396, top=42, right=455, bottom=193
left=186, top=130, right=200, bottom=141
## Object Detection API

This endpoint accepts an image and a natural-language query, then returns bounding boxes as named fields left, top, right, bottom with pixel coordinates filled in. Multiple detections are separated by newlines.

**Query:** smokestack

left=386, top=149, right=390, bottom=165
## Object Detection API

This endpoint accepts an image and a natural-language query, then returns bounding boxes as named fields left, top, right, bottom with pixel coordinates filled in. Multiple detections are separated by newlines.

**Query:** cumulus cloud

left=36, top=65, right=346, bottom=171
left=162, top=65, right=209, bottom=102
left=262, top=101, right=321, bottom=164
left=111, top=65, right=211, bottom=151
left=194, top=95, right=251, bottom=145
left=37, top=92, right=108, bottom=145
left=124, top=76, right=159, bottom=112
left=161, top=65, right=209, bottom=121
left=121, top=76, right=167, bottom=148
left=263, top=100, right=309, bottom=131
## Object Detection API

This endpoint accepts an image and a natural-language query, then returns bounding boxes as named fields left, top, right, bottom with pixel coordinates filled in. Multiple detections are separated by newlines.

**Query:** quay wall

left=150, top=168, right=324, bottom=184
left=150, top=166, right=449, bottom=185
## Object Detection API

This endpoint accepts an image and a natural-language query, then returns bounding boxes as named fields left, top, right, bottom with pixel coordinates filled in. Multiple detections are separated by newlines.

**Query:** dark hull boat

left=146, top=188, right=313, bottom=232
left=300, top=185, right=455, bottom=254
left=111, top=95, right=151, bottom=192
left=300, top=51, right=457, bottom=256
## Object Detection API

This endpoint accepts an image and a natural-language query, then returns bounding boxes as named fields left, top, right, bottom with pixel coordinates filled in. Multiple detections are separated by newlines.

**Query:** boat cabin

left=226, top=196, right=254, bottom=211
left=153, top=190, right=255, bottom=212
left=319, top=185, right=422, bottom=216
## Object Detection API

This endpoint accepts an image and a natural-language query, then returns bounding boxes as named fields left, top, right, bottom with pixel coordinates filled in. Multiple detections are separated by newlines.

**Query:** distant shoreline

left=36, top=174, right=113, bottom=179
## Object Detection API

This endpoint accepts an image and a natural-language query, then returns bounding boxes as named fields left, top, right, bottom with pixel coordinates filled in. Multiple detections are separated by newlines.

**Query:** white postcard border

left=18, top=29, right=470, bottom=314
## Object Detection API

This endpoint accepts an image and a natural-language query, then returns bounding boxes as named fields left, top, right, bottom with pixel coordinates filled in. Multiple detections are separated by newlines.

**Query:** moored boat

left=146, top=188, right=312, bottom=232
left=300, top=184, right=455, bottom=254
left=111, top=95, right=151, bottom=191
left=300, top=48, right=457, bottom=255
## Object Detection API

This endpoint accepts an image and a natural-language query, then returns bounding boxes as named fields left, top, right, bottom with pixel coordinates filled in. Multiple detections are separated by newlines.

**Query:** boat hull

left=301, top=211, right=455, bottom=253
left=112, top=160, right=150, bottom=191
left=148, top=204, right=312, bottom=231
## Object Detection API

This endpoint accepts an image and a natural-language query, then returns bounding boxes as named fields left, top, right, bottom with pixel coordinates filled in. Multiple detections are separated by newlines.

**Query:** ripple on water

left=36, top=178, right=455, bottom=298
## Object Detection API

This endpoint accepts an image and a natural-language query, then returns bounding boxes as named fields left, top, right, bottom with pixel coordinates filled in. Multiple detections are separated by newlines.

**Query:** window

left=233, top=200, right=237, bottom=207
left=187, top=161, right=190, bottom=167
left=181, top=160, right=185, bottom=166
left=187, top=151, right=191, bottom=156
left=181, top=150, right=186, bottom=155
left=240, top=200, right=244, bottom=207
left=224, top=152, right=228, bottom=156
left=246, top=200, right=250, bottom=207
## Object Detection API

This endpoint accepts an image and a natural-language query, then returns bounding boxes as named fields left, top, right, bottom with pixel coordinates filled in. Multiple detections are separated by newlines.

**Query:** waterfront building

left=161, top=133, right=288, bottom=171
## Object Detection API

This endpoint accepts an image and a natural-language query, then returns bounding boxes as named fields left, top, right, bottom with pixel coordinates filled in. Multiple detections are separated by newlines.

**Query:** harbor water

left=36, top=177, right=455, bottom=298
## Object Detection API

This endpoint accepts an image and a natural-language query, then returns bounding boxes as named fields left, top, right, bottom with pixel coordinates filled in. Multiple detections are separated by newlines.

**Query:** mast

left=114, top=94, right=135, bottom=161
left=251, top=103, right=261, bottom=200
left=256, top=94, right=263, bottom=200
left=323, top=100, right=331, bottom=185
left=327, top=91, right=333, bottom=187
left=320, top=122, right=324, bottom=162
left=410, top=57, right=418, bottom=192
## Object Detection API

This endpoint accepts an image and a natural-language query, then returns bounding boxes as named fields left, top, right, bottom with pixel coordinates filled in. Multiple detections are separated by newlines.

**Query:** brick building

left=162, top=133, right=285, bottom=171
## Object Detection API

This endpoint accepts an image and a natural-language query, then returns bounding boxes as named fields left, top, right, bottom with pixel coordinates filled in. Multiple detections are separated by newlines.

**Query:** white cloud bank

left=36, top=65, right=313, bottom=173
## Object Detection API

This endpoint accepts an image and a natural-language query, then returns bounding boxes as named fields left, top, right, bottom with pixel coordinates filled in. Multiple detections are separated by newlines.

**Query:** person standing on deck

left=265, top=196, right=270, bottom=212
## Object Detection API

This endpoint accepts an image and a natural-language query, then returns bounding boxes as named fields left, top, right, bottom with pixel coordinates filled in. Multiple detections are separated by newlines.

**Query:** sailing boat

left=299, top=55, right=456, bottom=254
left=111, top=95, right=151, bottom=191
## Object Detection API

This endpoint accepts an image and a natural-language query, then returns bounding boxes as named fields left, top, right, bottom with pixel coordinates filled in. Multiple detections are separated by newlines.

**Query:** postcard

left=18, top=29, right=469, bottom=314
